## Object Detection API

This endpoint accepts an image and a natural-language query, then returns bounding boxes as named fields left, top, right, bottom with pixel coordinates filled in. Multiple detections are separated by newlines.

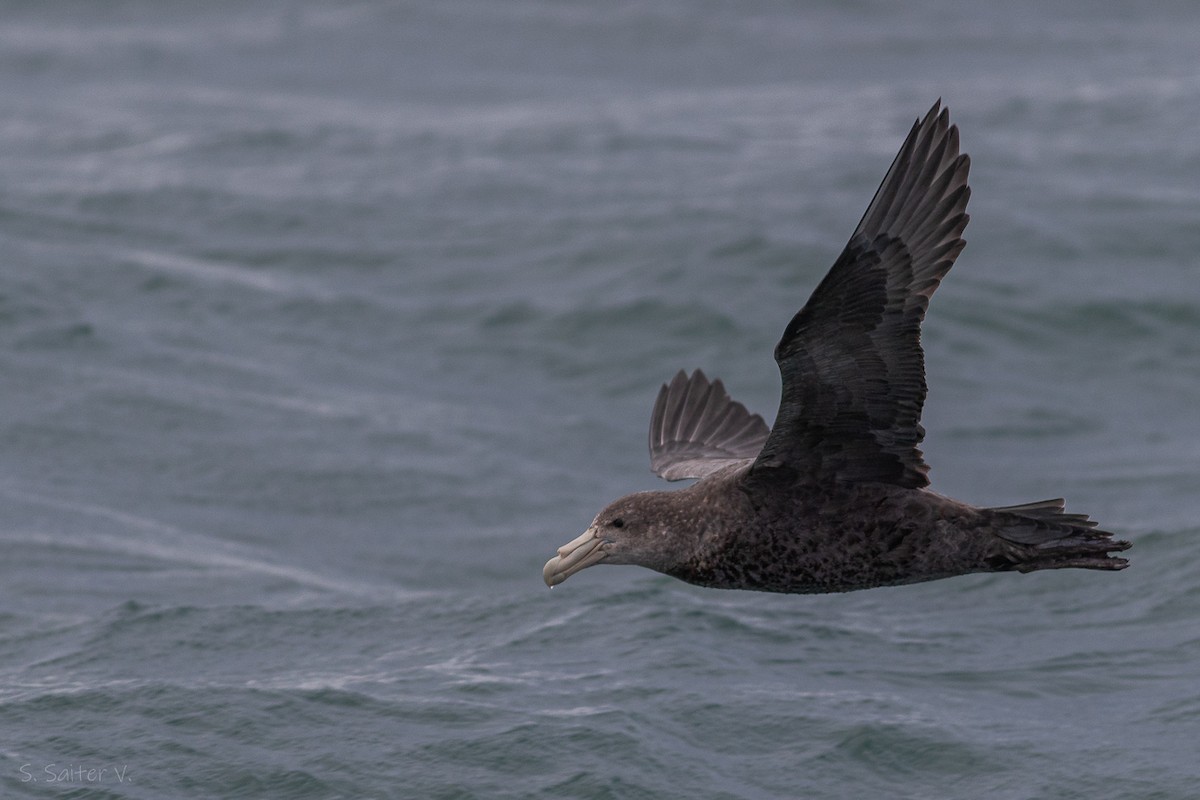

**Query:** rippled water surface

left=2, top=2, right=1200, bottom=798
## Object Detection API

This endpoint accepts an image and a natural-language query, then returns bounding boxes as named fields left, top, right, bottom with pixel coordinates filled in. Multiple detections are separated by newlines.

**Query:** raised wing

left=752, top=100, right=971, bottom=488
left=649, top=369, right=770, bottom=481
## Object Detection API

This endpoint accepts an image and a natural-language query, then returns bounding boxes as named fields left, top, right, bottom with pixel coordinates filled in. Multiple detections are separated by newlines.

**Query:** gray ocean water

left=2, top=2, right=1199, bottom=798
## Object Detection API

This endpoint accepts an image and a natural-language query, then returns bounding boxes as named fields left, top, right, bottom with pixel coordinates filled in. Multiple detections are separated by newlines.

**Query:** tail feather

left=987, top=498, right=1131, bottom=573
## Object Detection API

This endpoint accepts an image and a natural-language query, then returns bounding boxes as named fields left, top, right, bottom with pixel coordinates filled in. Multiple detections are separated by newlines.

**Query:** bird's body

left=649, top=467, right=988, bottom=594
left=596, top=462, right=1122, bottom=594
left=542, top=101, right=1130, bottom=594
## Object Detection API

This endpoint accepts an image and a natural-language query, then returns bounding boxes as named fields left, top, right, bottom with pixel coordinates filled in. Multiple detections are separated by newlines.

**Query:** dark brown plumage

left=542, top=101, right=1130, bottom=594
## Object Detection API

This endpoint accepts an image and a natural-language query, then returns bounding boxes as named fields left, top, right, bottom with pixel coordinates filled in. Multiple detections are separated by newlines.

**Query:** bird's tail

left=987, top=498, right=1131, bottom=572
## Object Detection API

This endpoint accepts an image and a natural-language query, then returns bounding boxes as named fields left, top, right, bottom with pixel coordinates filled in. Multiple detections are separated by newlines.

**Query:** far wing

left=649, top=369, right=770, bottom=481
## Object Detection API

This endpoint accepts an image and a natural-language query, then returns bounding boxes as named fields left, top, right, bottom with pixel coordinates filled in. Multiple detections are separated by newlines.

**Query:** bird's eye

left=611, top=518, right=625, bottom=529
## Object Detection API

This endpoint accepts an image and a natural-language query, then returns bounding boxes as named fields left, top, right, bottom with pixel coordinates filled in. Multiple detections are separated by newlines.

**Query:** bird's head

left=542, top=491, right=683, bottom=587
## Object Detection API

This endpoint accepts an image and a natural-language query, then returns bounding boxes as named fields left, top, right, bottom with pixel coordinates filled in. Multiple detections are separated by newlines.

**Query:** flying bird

left=543, top=101, right=1130, bottom=594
